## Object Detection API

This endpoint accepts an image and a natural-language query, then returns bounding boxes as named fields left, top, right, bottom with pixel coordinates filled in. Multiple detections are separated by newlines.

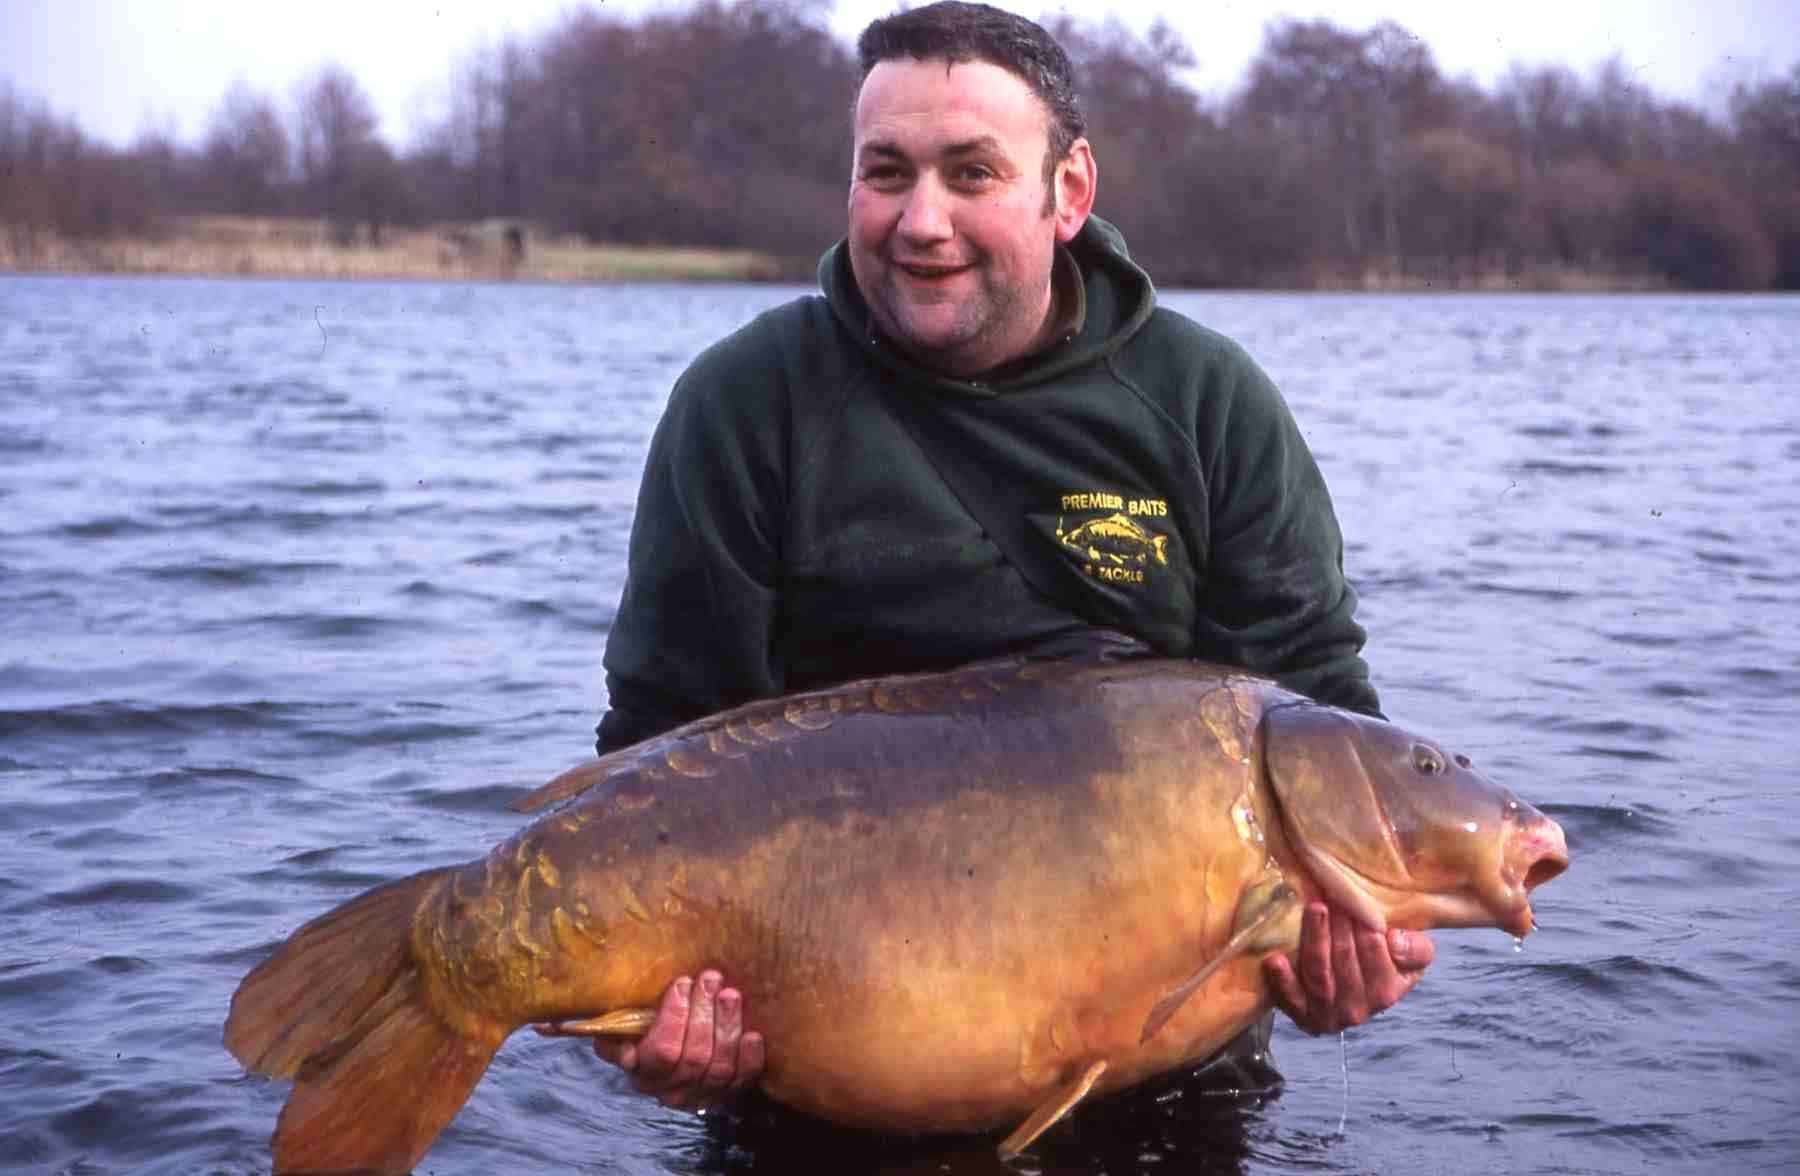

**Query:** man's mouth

left=894, top=260, right=971, bottom=281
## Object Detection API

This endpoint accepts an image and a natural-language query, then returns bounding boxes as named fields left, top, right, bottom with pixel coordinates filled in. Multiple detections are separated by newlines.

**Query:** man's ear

left=1052, top=139, right=1097, bottom=244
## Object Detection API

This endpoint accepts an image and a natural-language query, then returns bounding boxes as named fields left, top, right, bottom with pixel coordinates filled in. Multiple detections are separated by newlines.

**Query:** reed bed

left=0, top=215, right=792, bottom=283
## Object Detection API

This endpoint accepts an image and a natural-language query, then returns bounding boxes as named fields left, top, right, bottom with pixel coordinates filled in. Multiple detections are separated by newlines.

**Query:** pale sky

left=3, top=0, right=1797, bottom=148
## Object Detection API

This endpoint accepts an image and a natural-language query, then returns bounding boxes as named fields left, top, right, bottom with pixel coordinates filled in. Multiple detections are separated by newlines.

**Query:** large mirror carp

left=225, top=656, right=1568, bottom=1173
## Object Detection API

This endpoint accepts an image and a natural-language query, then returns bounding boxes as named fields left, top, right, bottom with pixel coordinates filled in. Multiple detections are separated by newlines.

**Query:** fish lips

left=1261, top=703, right=1568, bottom=939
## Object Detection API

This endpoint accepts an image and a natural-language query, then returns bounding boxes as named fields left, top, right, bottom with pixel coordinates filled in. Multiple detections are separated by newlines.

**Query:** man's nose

left=897, top=174, right=953, bottom=242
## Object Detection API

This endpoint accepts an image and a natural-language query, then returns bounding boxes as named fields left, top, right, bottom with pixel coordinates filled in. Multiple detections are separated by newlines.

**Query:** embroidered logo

left=1054, top=492, right=1170, bottom=586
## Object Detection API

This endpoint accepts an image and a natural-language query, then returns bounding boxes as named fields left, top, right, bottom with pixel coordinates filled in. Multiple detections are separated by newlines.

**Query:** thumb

left=1387, top=928, right=1435, bottom=971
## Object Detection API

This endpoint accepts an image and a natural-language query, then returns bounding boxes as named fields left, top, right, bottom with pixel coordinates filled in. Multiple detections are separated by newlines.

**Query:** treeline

left=3, top=0, right=1797, bottom=288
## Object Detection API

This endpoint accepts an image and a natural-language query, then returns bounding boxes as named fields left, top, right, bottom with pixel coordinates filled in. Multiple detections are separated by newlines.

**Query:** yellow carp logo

left=1056, top=511, right=1169, bottom=585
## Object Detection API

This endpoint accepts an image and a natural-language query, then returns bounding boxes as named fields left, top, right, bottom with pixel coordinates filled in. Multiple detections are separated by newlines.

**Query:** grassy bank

left=1, top=214, right=1671, bottom=292
left=0, top=215, right=802, bottom=283
left=1308, top=261, right=1668, bottom=293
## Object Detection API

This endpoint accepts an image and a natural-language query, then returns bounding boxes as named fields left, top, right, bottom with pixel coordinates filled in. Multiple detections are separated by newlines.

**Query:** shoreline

left=1, top=215, right=1684, bottom=292
left=0, top=215, right=807, bottom=284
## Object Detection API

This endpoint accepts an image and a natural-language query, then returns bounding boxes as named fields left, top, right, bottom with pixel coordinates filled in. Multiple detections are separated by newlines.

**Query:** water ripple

left=0, top=700, right=322, bottom=738
left=3, top=279, right=1795, bottom=1175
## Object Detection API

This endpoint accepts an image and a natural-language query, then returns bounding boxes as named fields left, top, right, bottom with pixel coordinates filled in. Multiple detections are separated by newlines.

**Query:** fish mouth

left=1504, top=814, right=1570, bottom=935
left=1520, top=816, right=1570, bottom=890
left=1526, top=858, right=1565, bottom=888
left=1402, top=810, right=1569, bottom=938
left=1277, top=806, right=1569, bottom=939
left=1259, top=705, right=1571, bottom=939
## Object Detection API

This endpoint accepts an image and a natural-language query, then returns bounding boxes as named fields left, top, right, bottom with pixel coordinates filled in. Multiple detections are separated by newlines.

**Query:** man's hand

left=1263, top=902, right=1435, bottom=1033
left=594, top=970, right=766, bottom=1110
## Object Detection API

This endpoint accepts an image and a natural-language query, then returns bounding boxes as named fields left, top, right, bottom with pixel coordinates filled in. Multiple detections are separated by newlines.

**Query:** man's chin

left=892, top=325, right=980, bottom=367
left=880, top=305, right=973, bottom=354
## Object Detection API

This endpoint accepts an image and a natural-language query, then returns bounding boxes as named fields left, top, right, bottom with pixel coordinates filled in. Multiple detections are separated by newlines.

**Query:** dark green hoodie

left=597, top=217, right=1377, bottom=753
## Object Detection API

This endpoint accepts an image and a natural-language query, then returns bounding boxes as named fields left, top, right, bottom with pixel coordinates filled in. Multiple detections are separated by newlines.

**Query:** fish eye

left=1412, top=745, right=1445, bottom=775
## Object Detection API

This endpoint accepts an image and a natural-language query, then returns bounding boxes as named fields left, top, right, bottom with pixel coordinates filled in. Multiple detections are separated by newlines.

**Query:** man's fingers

left=1262, top=952, right=1309, bottom=1026
left=697, top=987, right=745, bottom=1095
left=587, top=969, right=763, bottom=1111
left=1354, top=922, right=1406, bottom=1013
left=1329, top=909, right=1369, bottom=1026
left=1270, top=907, right=1439, bottom=1035
left=632, top=975, right=697, bottom=1087
left=663, top=971, right=721, bottom=1091
left=1389, top=927, right=1436, bottom=973
left=731, top=1032, right=766, bottom=1093
left=1297, top=902, right=1335, bottom=1012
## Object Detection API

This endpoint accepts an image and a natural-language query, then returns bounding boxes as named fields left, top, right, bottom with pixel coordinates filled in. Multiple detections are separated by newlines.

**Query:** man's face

left=848, top=59, right=1089, bottom=378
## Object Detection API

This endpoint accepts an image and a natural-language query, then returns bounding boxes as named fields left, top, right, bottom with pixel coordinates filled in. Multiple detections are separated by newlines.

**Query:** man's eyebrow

left=857, top=135, right=1006, bottom=160
left=942, top=136, right=1005, bottom=156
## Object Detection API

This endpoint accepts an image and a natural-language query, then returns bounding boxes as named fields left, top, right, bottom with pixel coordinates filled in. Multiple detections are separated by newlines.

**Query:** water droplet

left=1464, top=821, right=1479, bottom=833
left=1334, top=1030, right=1351, bottom=1136
left=1512, top=936, right=1524, bottom=953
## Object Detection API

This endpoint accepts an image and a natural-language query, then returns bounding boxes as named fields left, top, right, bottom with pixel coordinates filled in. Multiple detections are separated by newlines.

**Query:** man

left=591, top=1, right=1433, bottom=1116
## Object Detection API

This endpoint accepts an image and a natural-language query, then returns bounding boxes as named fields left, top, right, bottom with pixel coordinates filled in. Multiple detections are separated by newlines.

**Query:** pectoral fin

left=532, top=1008, right=659, bottom=1038
left=997, top=1058, right=1108, bottom=1160
left=1139, top=877, right=1302, bottom=1044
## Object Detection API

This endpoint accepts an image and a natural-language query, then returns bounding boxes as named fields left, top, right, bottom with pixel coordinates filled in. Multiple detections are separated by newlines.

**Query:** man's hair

left=856, top=2, right=1086, bottom=182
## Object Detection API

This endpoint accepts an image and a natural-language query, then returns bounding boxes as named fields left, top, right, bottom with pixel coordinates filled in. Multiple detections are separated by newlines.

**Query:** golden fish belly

left=458, top=659, right=1287, bottom=1130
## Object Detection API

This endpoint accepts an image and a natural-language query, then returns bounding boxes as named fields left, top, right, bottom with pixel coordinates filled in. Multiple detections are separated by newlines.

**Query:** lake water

left=1, top=275, right=1796, bottom=1176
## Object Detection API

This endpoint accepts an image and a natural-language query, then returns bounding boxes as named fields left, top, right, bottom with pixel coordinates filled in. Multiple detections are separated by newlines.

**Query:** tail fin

left=225, top=868, right=508, bottom=1174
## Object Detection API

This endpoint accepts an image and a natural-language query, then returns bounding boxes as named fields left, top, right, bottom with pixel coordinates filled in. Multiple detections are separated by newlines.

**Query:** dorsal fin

left=511, top=655, right=1070, bottom=814
left=510, top=760, right=614, bottom=813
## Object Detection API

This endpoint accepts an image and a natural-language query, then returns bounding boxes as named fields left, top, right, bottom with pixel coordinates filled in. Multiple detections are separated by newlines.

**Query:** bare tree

left=1619, top=159, right=1774, bottom=288
left=1729, top=67, right=1800, bottom=284
left=3, top=1, right=1793, bottom=289
left=1239, top=19, right=1446, bottom=268
left=293, top=64, right=381, bottom=237
left=203, top=82, right=290, bottom=214
left=1398, top=129, right=1522, bottom=275
left=1494, top=65, right=1585, bottom=177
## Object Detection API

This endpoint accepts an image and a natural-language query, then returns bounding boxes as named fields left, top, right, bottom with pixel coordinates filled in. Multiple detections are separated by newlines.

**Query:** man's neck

left=975, top=247, right=1086, bottom=383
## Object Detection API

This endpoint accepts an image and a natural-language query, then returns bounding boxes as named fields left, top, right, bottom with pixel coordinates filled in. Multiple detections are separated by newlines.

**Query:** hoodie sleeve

left=595, top=326, right=789, bottom=754
left=1191, top=338, right=1382, bottom=718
